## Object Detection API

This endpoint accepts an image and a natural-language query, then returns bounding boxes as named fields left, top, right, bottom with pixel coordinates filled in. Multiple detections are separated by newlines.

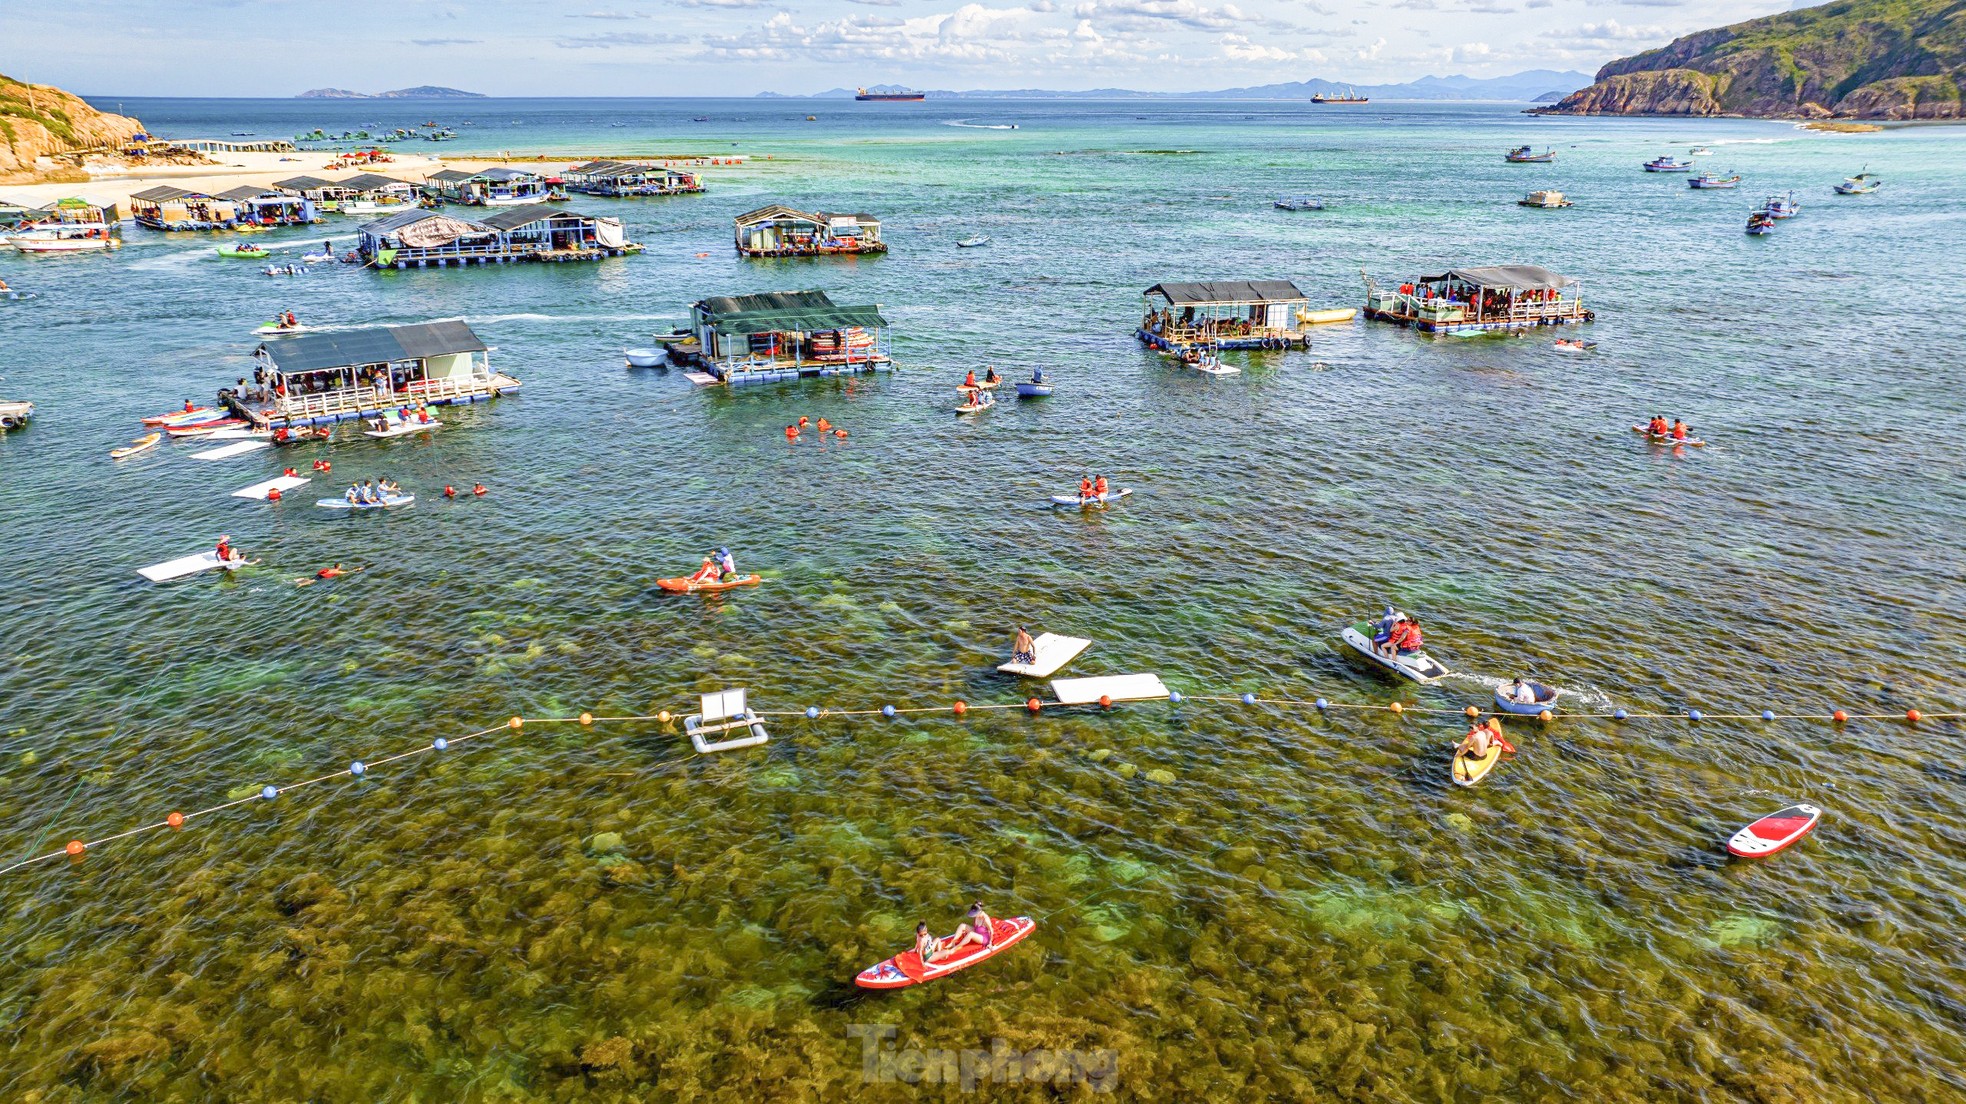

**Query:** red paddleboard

left=656, top=573, right=761, bottom=593
left=1726, top=804, right=1821, bottom=858
left=143, top=407, right=212, bottom=426
left=855, top=916, right=1036, bottom=990
left=168, top=419, right=242, bottom=437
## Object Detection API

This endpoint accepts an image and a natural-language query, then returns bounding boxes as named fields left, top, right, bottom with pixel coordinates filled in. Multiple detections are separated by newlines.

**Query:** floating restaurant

left=214, top=186, right=319, bottom=226
left=422, top=167, right=547, bottom=207
left=356, top=204, right=637, bottom=269
left=563, top=160, right=703, bottom=197
left=223, top=320, right=521, bottom=428
left=128, top=187, right=240, bottom=230
left=734, top=205, right=885, bottom=257
left=676, top=289, right=891, bottom=385
left=1136, top=280, right=1313, bottom=354
left=1364, top=265, right=1592, bottom=334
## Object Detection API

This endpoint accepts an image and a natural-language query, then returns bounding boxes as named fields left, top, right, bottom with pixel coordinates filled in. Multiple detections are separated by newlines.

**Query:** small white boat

left=625, top=347, right=667, bottom=367
left=1340, top=619, right=1449, bottom=683
left=363, top=417, right=442, bottom=439
left=339, top=199, right=421, bottom=217
left=1689, top=146, right=1714, bottom=156
left=956, top=235, right=991, bottom=248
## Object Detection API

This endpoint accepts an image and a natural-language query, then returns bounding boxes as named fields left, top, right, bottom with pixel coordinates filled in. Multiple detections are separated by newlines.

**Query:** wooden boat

left=1689, top=172, right=1742, bottom=189
left=1765, top=191, right=1801, bottom=218
left=1746, top=209, right=1777, bottom=236
left=1504, top=146, right=1555, bottom=163
left=1833, top=171, right=1880, bottom=195
left=1518, top=189, right=1572, bottom=209
left=1643, top=156, right=1694, bottom=173
left=624, top=347, right=667, bottom=367
left=0, top=399, right=33, bottom=430
left=111, top=433, right=161, bottom=459
left=956, top=235, right=991, bottom=247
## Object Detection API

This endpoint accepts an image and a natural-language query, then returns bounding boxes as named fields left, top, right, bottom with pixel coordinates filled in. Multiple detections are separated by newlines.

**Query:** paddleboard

left=956, top=379, right=1002, bottom=392
left=317, top=494, right=414, bottom=510
left=1195, top=362, right=1241, bottom=376
left=232, top=474, right=310, bottom=499
left=855, top=916, right=1036, bottom=990
left=169, top=419, right=242, bottom=437
left=1631, top=425, right=1705, bottom=447
left=1050, top=488, right=1131, bottom=508
left=657, top=573, right=762, bottom=593
left=191, top=440, right=272, bottom=461
left=204, top=427, right=273, bottom=441
left=142, top=407, right=212, bottom=427
left=1453, top=742, right=1505, bottom=786
left=998, top=633, right=1091, bottom=678
left=1726, top=804, right=1821, bottom=858
left=1340, top=622, right=1449, bottom=683
left=363, top=419, right=442, bottom=439
left=110, top=433, right=160, bottom=459
left=138, top=550, right=245, bottom=583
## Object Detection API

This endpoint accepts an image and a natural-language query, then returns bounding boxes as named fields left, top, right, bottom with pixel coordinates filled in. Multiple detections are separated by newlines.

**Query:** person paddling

left=714, top=547, right=737, bottom=582
left=1078, top=475, right=1094, bottom=502
left=962, top=369, right=978, bottom=390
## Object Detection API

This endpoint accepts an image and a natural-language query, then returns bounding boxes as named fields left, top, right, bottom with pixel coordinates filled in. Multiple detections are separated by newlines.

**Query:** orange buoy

left=1832, top=709, right=1848, bottom=723
left=508, top=716, right=523, bottom=730
left=953, top=700, right=968, bottom=716
left=1464, top=705, right=1480, bottom=718
left=695, top=252, right=709, bottom=258
left=658, top=710, right=672, bottom=723
left=1026, top=697, right=1041, bottom=713
left=1538, top=709, right=1553, bottom=722
left=1389, top=701, right=1404, bottom=714
left=579, top=712, right=593, bottom=726
left=1906, top=708, right=1921, bottom=722
left=65, top=840, right=85, bottom=856
left=1098, top=694, right=1113, bottom=709
left=166, top=812, right=185, bottom=829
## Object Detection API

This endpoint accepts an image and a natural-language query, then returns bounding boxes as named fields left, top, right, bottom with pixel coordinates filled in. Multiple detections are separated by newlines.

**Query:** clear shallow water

left=1, top=99, right=1964, bottom=1100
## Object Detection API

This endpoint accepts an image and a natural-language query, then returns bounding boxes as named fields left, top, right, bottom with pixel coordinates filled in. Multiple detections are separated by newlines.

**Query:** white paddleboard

left=190, top=440, right=272, bottom=461
left=317, top=494, right=415, bottom=510
left=232, top=475, right=310, bottom=499
left=204, top=427, right=273, bottom=441
left=138, top=550, right=242, bottom=583
left=1050, top=488, right=1131, bottom=508
left=363, top=419, right=442, bottom=439
left=997, top=633, right=1091, bottom=678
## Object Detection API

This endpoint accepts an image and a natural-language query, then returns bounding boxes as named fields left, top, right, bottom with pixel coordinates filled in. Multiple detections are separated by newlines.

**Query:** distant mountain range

left=769, top=71, right=1592, bottom=102
left=297, top=86, right=485, bottom=99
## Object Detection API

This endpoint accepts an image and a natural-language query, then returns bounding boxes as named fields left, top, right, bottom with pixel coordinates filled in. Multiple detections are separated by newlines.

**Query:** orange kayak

left=657, top=573, right=761, bottom=593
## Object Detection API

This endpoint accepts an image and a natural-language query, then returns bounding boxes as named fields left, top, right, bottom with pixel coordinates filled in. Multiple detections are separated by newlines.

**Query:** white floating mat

left=191, top=440, right=272, bottom=461
left=681, top=370, right=720, bottom=387
left=138, top=550, right=229, bottom=583
left=231, top=475, right=310, bottom=499
left=997, top=633, right=1091, bottom=678
left=1050, top=673, right=1170, bottom=706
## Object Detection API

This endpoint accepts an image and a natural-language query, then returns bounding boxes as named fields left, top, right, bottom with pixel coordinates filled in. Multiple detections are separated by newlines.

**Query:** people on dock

left=944, top=902, right=995, bottom=952
left=1012, top=626, right=1037, bottom=666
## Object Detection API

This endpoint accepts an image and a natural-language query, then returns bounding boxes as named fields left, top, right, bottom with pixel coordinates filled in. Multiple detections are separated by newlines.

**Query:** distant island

left=297, top=86, right=485, bottom=100
left=766, top=70, right=1590, bottom=103
left=1538, top=0, right=1962, bottom=120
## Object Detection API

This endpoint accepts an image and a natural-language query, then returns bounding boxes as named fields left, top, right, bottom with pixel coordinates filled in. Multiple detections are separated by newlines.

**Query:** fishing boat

left=1765, top=191, right=1801, bottom=218
left=1504, top=146, right=1555, bottom=163
left=1833, top=170, right=1880, bottom=195
left=1517, top=189, right=1572, bottom=209
left=1274, top=196, right=1325, bottom=211
left=1746, top=208, right=1777, bottom=236
left=956, top=234, right=990, bottom=248
left=1689, top=146, right=1714, bottom=156
left=1688, top=172, right=1741, bottom=189
left=1643, top=156, right=1694, bottom=173
left=1312, top=87, right=1368, bottom=104
left=216, top=244, right=269, bottom=259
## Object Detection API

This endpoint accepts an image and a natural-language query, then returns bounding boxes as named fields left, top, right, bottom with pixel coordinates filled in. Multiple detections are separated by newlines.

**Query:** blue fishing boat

left=1688, top=172, right=1741, bottom=189
left=1746, top=208, right=1776, bottom=236
left=1504, top=146, right=1555, bottom=163
left=1643, top=156, right=1694, bottom=173
left=1765, top=191, right=1800, bottom=218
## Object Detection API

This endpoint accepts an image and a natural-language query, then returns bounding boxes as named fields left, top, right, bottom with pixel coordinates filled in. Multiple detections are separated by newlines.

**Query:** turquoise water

left=1, top=98, right=1963, bottom=1099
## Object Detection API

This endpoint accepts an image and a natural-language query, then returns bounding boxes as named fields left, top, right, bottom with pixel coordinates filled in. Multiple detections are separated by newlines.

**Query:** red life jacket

left=1649, top=419, right=1668, bottom=435
left=1094, top=478, right=1109, bottom=496
left=1079, top=480, right=1093, bottom=497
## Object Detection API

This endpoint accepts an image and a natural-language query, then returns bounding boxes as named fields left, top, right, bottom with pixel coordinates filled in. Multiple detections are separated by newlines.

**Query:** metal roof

left=130, top=185, right=200, bottom=203
left=1420, top=265, right=1576, bottom=291
left=697, top=290, right=839, bottom=316
left=256, top=321, right=487, bottom=375
left=336, top=172, right=407, bottom=191
left=273, top=175, right=336, bottom=191
left=216, top=186, right=270, bottom=202
left=710, top=305, right=888, bottom=338
left=479, top=167, right=540, bottom=182
left=425, top=169, right=476, bottom=184
left=1144, top=280, right=1309, bottom=305
left=358, top=208, right=475, bottom=235
left=478, top=203, right=581, bottom=231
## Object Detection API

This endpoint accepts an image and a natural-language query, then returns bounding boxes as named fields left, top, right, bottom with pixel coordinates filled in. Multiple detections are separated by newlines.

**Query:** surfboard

left=138, top=550, right=245, bottom=583
left=1726, top=804, right=1821, bottom=858
left=110, top=433, right=160, bottom=459
left=1631, top=425, right=1705, bottom=447
left=855, top=916, right=1036, bottom=990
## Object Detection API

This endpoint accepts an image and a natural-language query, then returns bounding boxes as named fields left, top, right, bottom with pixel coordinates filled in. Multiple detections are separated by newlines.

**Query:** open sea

left=1, top=97, right=1963, bottom=1101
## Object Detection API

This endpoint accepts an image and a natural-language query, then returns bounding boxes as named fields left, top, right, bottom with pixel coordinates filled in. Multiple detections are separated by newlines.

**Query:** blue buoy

left=1169, top=690, right=1183, bottom=703
left=805, top=706, right=820, bottom=719
left=1761, top=710, right=1776, bottom=721
left=350, top=761, right=366, bottom=776
left=881, top=704, right=896, bottom=718
left=1315, top=698, right=1329, bottom=711
left=1689, top=709, right=1704, bottom=722
left=260, top=785, right=278, bottom=801
left=1613, top=709, right=1628, bottom=720
left=433, top=737, right=448, bottom=751
left=1240, top=692, right=1256, bottom=705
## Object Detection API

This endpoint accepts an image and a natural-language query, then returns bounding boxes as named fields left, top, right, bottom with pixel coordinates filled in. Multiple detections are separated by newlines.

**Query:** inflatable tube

left=1492, top=682, right=1558, bottom=716
left=855, top=916, right=1036, bottom=989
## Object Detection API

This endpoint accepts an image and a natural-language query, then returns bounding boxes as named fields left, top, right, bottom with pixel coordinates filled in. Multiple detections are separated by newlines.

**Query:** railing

left=277, top=374, right=493, bottom=420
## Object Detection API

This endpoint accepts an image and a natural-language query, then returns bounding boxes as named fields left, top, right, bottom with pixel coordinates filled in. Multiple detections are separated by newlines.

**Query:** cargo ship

left=855, top=87, right=926, bottom=102
left=1311, top=86, right=1368, bottom=104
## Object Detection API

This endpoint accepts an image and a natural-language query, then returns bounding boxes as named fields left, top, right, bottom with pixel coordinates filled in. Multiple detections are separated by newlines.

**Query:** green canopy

left=712, top=305, right=887, bottom=338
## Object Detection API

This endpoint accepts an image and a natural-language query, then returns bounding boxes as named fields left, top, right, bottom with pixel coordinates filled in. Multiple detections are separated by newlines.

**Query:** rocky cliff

left=0, top=74, right=146, bottom=183
left=1538, top=0, right=1965, bottom=120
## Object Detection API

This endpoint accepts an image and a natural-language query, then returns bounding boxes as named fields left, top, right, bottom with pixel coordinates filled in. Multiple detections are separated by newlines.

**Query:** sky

left=6, top=0, right=1813, bottom=97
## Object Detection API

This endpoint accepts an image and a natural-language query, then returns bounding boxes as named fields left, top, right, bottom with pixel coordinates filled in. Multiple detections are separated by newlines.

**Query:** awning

left=257, top=321, right=487, bottom=374
left=1420, top=265, right=1575, bottom=291
left=711, top=305, right=888, bottom=338
left=130, top=185, right=199, bottom=203
left=698, top=290, right=837, bottom=316
left=1145, top=280, right=1309, bottom=305
left=273, top=175, right=336, bottom=191
left=337, top=172, right=407, bottom=191
left=479, top=203, right=577, bottom=231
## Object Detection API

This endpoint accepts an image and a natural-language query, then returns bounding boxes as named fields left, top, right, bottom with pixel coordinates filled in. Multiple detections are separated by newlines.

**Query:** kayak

left=657, top=573, right=762, bottom=593
left=1493, top=682, right=1558, bottom=716
left=1050, top=488, right=1130, bottom=508
left=855, top=916, right=1037, bottom=990
left=1453, top=742, right=1505, bottom=786
left=142, top=406, right=212, bottom=426
left=111, top=433, right=160, bottom=459
left=1340, top=622, right=1449, bottom=683
left=1631, top=425, right=1705, bottom=447
left=317, top=494, right=414, bottom=510
left=1726, top=804, right=1821, bottom=858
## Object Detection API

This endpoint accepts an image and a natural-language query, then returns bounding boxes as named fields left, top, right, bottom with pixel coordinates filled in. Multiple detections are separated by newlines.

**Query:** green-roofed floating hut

left=1137, top=280, right=1313, bottom=355
left=224, top=320, right=522, bottom=428
left=356, top=204, right=639, bottom=269
left=681, top=290, right=891, bottom=385
left=1364, top=265, right=1592, bottom=334
left=563, top=160, right=703, bottom=198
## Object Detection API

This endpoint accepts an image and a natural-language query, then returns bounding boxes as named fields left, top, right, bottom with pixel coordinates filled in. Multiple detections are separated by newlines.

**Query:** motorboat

left=1517, top=189, right=1572, bottom=209
left=1833, top=170, right=1881, bottom=195
left=1643, top=156, right=1694, bottom=172
left=1764, top=191, right=1801, bottom=218
left=1688, top=172, right=1741, bottom=189
left=1504, top=146, right=1555, bottom=163
left=1274, top=195, right=1325, bottom=211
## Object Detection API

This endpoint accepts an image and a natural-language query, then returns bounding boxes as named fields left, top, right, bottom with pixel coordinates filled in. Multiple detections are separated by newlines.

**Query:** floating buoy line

left=3, top=692, right=1953, bottom=877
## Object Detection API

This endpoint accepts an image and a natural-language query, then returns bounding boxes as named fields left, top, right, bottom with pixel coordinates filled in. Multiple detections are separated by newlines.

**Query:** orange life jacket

left=1094, top=478, right=1109, bottom=496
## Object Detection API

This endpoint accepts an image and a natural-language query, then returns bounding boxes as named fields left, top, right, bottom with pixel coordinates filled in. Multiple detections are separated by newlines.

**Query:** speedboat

left=1688, top=172, right=1741, bottom=189
left=1643, top=156, right=1694, bottom=172
left=1340, top=612, right=1448, bottom=684
left=1833, top=171, right=1880, bottom=195
left=1765, top=191, right=1800, bottom=218
left=1504, top=146, right=1555, bottom=163
left=1493, top=681, right=1558, bottom=716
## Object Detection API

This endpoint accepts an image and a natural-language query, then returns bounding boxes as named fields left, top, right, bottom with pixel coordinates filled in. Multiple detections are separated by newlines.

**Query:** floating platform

left=685, top=689, right=771, bottom=754
left=232, top=475, right=310, bottom=499
left=682, top=370, right=720, bottom=387
left=191, top=440, right=271, bottom=461
left=1051, top=673, right=1169, bottom=705
left=997, top=633, right=1090, bottom=678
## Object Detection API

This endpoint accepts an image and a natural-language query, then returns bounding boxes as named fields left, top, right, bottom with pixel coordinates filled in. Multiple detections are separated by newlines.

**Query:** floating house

left=272, top=175, right=341, bottom=208
left=129, top=186, right=238, bottom=230
left=1364, top=265, right=1591, bottom=334
left=679, top=289, right=890, bottom=385
left=422, top=167, right=547, bottom=207
left=563, top=160, right=703, bottom=198
left=356, top=203, right=637, bottom=269
left=226, top=320, right=521, bottom=428
left=1137, top=280, right=1313, bottom=354
left=332, top=173, right=421, bottom=216
left=734, top=205, right=885, bottom=257
left=215, top=186, right=319, bottom=226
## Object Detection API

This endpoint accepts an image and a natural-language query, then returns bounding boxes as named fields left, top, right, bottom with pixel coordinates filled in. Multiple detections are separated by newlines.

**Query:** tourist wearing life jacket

left=715, top=547, right=737, bottom=581
left=1093, top=475, right=1110, bottom=499
left=1078, top=475, right=1094, bottom=501
left=214, top=535, right=234, bottom=563
left=1647, top=415, right=1669, bottom=437
left=1385, top=617, right=1423, bottom=656
left=963, top=370, right=977, bottom=389
left=1670, top=419, right=1689, bottom=441
left=688, top=556, right=720, bottom=584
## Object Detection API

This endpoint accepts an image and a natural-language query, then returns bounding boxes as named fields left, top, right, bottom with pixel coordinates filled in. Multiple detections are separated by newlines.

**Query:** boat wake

left=1448, top=672, right=1619, bottom=712
left=944, top=120, right=1016, bottom=130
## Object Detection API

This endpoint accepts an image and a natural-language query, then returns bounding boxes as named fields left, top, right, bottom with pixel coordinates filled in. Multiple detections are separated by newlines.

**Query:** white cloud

left=556, top=30, right=691, bottom=47
left=1074, top=0, right=1248, bottom=32
left=1543, top=18, right=1669, bottom=46
left=567, top=9, right=651, bottom=17
left=1219, top=33, right=1295, bottom=62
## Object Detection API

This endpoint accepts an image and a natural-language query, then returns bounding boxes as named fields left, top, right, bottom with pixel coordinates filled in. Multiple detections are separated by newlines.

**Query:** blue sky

left=7, top=0, right=1807, bottom=96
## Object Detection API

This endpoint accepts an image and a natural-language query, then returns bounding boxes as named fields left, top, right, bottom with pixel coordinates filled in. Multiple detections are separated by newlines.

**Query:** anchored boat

left=1504, top=146, right=1555, bottom=163
left=1274, top=195, right=1325, bottom=211
left=1688, top=172, right=1742, bottom=189
left=1518, top=189, right=1572, bottom=209
left=1833, top=170, right=1880, bottom=195
left=1765, top=191, right=1801, bottom=218
left=1643, top=156, right=1694, bottom=173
